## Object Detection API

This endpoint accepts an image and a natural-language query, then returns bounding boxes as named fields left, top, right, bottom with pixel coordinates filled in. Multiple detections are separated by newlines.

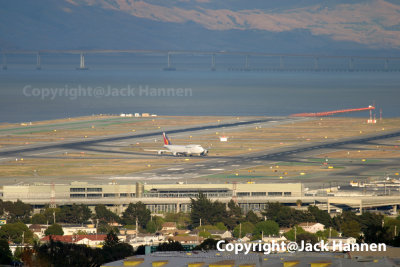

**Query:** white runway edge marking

left=167, top=168, right=183, bottom=171
left=209, top=168, right=225, bottom=171
left=32, top=150, right=66, bottom=156
left=114, top=141, right=127, bottom=145
left=195, top=164, right=205, bottom=166
left=231, top=165, right=240, bottom=166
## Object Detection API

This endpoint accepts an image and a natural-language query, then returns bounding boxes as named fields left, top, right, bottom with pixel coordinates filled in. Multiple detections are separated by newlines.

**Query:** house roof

left=162, top=222, right=177, bottom=228
left=298, top=222, right=323, bottom=227
left=172, top=236, right=203, bottom=242
left=40, top=234, right=107, bottom=243
left=29, top=224, right=46, bottom=231
left=209, top=230, right=228, bottom=235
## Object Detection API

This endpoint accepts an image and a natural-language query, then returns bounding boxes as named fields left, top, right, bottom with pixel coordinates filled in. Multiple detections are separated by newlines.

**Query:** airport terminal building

left=2, top=181, right=399, bottom=214
left=0, top=182, right=303, bottom=214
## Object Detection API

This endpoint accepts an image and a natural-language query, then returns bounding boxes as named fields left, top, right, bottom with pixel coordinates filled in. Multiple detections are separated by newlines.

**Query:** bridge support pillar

left=384, top=58, right=389, bottom=71
left=211, top=54, right=216, bottom=71
left=36, top=53, right=41, bottom=70
left=314, top=57, right=319, bottom=71
left=359, top=200, right=363, bottom=215
left=245, top=55, right=250, bottom=70
left=393, top=205, right=397, bottom=214
left=163, top=52, right=176, bottom=71
left=176, top=203, right=180, bottom=213
left=280, top=56, right=285, bottom=70
left=348, top=57, right=354, bottom=72
left=77, top=52, right=88, bottom=70
left=2, top=53, right=7, bottom=70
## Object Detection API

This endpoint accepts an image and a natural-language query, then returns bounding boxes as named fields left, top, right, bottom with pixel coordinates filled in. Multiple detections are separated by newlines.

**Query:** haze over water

left=0, top=55, right=399, bottom=123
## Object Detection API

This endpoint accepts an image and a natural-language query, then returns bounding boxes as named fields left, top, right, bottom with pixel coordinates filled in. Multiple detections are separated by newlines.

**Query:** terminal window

left=87, top=188, right=102, bottom=192
left=87, top=194, right=102, bottom=198
left=268, top=192, right=283, bottom=196
left=251, top=192, right=266, bottom=196
left=70, top=194, right=85, bottom=198
left=237, top=192, right=250, bottom=197
left=104, top=193, right=116, bottom=198
left=70, top=188, right=85, bottom=192
left=284, top=192, right=292, bottom=196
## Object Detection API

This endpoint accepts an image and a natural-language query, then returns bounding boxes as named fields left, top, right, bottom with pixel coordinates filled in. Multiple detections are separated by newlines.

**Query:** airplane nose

left=201, top=149, right=208, bottom=155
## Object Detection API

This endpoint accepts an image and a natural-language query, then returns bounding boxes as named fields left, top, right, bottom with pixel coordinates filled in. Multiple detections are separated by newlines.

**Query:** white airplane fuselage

left=162, top=144, right=208, bottom=156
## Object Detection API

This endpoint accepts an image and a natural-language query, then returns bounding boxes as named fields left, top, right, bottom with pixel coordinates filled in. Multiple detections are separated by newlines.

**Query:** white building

left=298, top=222, right=325, bottom=234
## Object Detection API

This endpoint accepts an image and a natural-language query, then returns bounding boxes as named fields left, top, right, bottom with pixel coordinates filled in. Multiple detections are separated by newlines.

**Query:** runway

left=119, top=129, right=400, bottom=186
left=2, top=116, right=400, bottom=188
left=0, top=117, right=299, bottom=160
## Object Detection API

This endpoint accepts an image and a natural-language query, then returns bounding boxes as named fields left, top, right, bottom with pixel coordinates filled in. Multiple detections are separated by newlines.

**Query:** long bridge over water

left=2, top=49, right=400, bottom=72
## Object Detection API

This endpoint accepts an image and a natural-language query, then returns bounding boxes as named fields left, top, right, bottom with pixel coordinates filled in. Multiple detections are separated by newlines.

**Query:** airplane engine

left=201, top=149, right=208, bottom=156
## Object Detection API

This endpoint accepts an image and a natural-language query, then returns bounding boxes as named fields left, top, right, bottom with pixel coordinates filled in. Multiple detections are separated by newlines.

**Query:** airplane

left=145, top=132, right=208, bottom=156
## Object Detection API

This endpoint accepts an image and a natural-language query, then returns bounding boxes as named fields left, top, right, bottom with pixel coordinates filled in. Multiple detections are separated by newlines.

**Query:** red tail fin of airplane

left=163, top=132, right=171, bottom=145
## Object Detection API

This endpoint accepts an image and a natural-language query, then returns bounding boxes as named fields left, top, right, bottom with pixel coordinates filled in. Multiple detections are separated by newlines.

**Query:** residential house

left=327, top=237, right=357, bottom=251
left=40, top=234, right=107, bottom=247
left=262, top=235, right=287, bottom=243
left=61, top=224, right=97, bottom=235
left=298, top=222, right=325, bottom=234
left=209, top=230, right=232, bottom=239
left=28, top=224, right=48, bottom=239
left=171, top=235, right=203, bottom=245
left=161, top=222, right=177, bottom=231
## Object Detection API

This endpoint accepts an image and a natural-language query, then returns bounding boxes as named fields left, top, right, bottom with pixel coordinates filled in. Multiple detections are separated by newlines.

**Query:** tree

left=157, top=240, right=184, bottom=251
left=57, top=204, right=92, bottom=224
left=308, top=206, right=333, bottom=227
left=296, top=232, right=318, bottom=245
left=104, top=231, right=120, bottom=247
left=43, top=207, right=60, bottom=224
left=164, top=212, right=190, bottom=229
left=31, top=213, right=47, bottom=224
left=45, top=224, right=64, bottom=236
left=103, top=231, right=134, bottom=262
left=193, top=238, right=219, bottom=251
left=316, top=228, right=339, bottom=240
left=215, top=222, right=227, bottom=231
left=362, top=225, right=392, bottom=244
left=224, top=200, right=242, bottom=229
left=252, top=220, right=279, bottom=239
left=233, top=222, right=255, bottom=238
left=94, top=205, right=120, bottom=224
left=245, top=210, right=260, bottom=225
left=36, top=240, right=104, bottom=266
left=284, top=226, right=306, bottom=241
left=385, top=217, right=400, bottom=240
left=146, top=221, right=158, bottom=233
left=122, top=202, right=151, bottom=228
left=199, top=230, right=212, bottom=239
left=1, top=200, right=32, bottom=223
left=0, top=239, right=12, bottom=265
left=0, top=222, right=33, bottom=244
left=190, top=193, right=227, bottom=227
left=262, top=202, right=312, bottom=227
left=358, top=212, right=383, bottom=232
left=341, top=220, right=361, bottom=238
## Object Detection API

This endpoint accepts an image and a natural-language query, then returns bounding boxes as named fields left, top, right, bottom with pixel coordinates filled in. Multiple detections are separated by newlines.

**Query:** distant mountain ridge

left=1, top=0, right=399, bottom=55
